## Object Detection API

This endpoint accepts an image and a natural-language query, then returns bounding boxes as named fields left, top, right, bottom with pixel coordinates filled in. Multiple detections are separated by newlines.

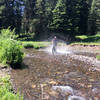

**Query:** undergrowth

left=0, top=76, right=23, bottom=100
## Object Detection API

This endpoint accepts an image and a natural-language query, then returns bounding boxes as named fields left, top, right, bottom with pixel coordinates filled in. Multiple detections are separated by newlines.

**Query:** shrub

left=33, top=43, right=45, bottom=49
left=33, top=42, right=49, bottom=49
left=22, top=41, right=50, bottom=49
left=0, top=76, right=23, bottom=100
left=0, top=39, right=24, bottom=68
left=1, top=92, right=23, bottom=100
left=23, top=43, right=34, bottom=48
left=0, top=28, right=18, bottom=40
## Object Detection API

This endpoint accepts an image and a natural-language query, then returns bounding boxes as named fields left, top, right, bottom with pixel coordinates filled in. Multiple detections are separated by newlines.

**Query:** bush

left=0, top=28, right=18, bottom=40
left=0, top=76, right=23, bottom=100
left=22, top=41, right=50, bottom=49
left=23, top=43, right=34, bottom=48
left=0, top=39, right=24, bottom=68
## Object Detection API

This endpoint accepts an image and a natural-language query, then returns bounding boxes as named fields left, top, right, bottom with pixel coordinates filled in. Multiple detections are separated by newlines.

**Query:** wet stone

left=52, top=85, right=74, bottom=96
left=46, top=85, right=87, bottom=100
left=68, top=95, right=86, bottom=100
left=92, top=88, right=100, bottom=94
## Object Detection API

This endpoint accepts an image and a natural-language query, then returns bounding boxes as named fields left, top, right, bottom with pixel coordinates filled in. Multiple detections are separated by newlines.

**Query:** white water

left=52, top=85, right=86, bottom=100
left=43, top=43, right=71, bottom=55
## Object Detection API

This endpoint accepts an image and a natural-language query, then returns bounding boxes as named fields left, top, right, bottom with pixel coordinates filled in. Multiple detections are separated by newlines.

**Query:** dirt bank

left=0, top=64, right=10, bottom=77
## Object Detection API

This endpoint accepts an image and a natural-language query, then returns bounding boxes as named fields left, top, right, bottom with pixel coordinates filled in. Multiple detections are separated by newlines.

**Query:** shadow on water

left=20, top=62, right=29, bottom=70
left=11, top=48, right=100, bottom=100
left=11, top=62, right=29, bottom=70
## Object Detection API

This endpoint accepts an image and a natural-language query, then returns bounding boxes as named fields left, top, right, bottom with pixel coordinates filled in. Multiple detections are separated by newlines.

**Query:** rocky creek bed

left=10, top=46, right=100, bottom=100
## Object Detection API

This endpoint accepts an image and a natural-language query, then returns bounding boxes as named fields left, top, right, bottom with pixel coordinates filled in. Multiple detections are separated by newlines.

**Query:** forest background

left=0, top=0, right=99, bottom=41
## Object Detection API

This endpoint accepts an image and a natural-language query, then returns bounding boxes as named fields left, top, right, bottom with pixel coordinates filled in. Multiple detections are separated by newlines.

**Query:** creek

left=11, top=47, right=100, bottom=100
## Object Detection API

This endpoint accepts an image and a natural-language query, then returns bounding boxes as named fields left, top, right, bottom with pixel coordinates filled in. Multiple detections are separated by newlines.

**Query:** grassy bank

left=75, top=34, right=100, bottom=42
left=72, top=34, right=100, bottom=60
left=71, top=42, right=100, bottom=46
left=71, top=34, right=100, bottom=45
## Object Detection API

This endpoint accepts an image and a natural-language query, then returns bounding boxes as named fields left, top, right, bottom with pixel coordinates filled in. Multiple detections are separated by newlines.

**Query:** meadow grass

left=72, top=34, right=100, bottom=45
left=22, top=41, right=50, bottom=49
left=71, top=42, right=100, bottom=46
left=75, top=34, right=100, bottom=43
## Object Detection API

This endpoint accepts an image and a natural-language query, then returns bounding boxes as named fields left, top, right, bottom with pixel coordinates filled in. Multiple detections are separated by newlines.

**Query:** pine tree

left=22, top=0, right=36, bottom=33
left=50, top=0, right=66, bottom=32
left=0, top=0, right=23, bottom=33
left=0, top=0, right=15, bottom=29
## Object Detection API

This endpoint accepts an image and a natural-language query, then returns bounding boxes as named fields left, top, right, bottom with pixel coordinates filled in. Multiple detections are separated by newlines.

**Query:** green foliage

left=0, top=0, right=100, bottom=39
left=0, top=5, right=5, bottom=15
left=50, top=0, right=66, bottom=31
left=0, top=0, right=22, bottom=32
left=75, top=34, right=100, bottom=43
left=23, top=43, right=34, bottom=48
left=71, top=42, right=100, bottom=46
left=91, top=0, right=96, bottom=14
left=50, top=0, right=82, bottom=35
left=75, top=35, right=88, bottom=40
left=0, top=39, right=24, bottom=67
left=0, top=76, right=23, bottom=100
left=96, top=55, right=100, bottom=60
left=22, top=41, right=50, bottom=49
left=18, top=32, right=35, bottom=41
left=0, top=28, right=18, bottom=40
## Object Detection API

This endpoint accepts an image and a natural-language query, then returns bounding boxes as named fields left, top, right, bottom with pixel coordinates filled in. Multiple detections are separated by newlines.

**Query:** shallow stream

left=11, top=48, right=100, bottom=100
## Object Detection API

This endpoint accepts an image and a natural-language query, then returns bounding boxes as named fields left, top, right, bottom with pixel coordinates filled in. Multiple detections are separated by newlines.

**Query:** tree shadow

left=11, top=62, right=29, bottom=70
left=83, top=36, right=100, bottom=42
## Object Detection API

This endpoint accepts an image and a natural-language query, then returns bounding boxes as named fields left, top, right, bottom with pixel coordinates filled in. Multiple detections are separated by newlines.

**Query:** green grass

left=75, top=35, right=88, bottom=40
left=23, top=43, right=34, bottom=48
left=22, top=41, right=50, bottom=49
left=0, top=76, right=23, bottom=100
left=75, top=34, right=100, bottom=43
left=96, top=55, right=100, bottom=60
left=71, top=42, right=100, bottom=46
left=73, top=34, right=100, bottom=45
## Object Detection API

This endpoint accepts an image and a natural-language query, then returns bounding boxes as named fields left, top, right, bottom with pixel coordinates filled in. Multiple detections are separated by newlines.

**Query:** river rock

left=52, top=85, right=74, bottom=96
left=92, top=88, right=100, bottom=94
left=64, top=72, right=85, bottom=80
left=68, top=95, right=86, bottom=100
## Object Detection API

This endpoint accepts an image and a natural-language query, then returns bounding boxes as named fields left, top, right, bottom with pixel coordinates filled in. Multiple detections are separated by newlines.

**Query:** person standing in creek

left=52, top=36, right=58, bottom=55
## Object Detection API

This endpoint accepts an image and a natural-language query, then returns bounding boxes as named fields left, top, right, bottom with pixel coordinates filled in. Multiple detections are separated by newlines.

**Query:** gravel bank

left=67, top=45, right=100, bottom=72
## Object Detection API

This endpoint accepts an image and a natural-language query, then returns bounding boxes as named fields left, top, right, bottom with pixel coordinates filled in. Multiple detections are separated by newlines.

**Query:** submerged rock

left=52, top=85, right=74, bottom=96
left=92, top=88, right=100, bottom=94
left=68, top=95, right=86, bottom=100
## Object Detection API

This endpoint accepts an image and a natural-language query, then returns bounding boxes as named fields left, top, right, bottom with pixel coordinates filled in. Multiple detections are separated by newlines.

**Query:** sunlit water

left=41, top=44, right=71, bottom=55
